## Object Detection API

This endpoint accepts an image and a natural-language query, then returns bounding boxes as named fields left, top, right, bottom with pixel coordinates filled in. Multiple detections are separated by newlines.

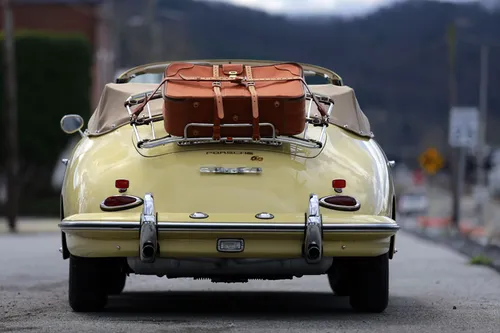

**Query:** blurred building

left=0, top=0, right=115, bottom=110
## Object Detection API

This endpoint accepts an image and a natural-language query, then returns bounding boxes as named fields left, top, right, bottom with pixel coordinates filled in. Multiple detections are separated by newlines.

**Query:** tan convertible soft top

left=87, top=82, right=372, bottom=138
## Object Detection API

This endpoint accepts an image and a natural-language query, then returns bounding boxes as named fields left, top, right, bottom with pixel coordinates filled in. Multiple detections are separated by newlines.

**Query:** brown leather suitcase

left=131, top=62, right=329, bottom=141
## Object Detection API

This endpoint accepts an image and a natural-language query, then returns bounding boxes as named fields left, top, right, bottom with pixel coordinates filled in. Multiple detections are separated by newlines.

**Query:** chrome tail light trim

left=99, top=195, right=144, bottom=212
left=318, top=196, right=361, bottom=212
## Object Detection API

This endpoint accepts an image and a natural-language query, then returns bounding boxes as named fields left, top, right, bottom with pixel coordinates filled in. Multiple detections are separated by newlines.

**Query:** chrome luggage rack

left=125, top=90, right=334, bottom=149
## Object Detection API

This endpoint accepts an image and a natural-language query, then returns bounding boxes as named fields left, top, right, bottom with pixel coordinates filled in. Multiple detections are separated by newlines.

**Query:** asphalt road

left=1, top=231, right=500, bottom=333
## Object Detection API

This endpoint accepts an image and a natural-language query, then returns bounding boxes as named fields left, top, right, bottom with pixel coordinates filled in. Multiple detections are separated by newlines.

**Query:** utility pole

left=148, top=0, right=162, bottom=62
left=475, top=44, right=489, bottom=228
left=2, top=0, right=19, bottom=233
left=448, top=21, right=461, bottom=231
left=111, top=0, right=120, bottom=71
left=94, top=0, right=116, bottom=106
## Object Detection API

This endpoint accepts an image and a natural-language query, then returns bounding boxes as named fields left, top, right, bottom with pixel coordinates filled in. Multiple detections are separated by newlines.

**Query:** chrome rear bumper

left=58, top=221, right=399, bottom=233
left=59, top=193, right=399, bottom=264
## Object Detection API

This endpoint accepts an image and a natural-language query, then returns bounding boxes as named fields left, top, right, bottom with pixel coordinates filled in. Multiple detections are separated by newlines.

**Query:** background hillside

left=113, top=0, right=500, bottom=165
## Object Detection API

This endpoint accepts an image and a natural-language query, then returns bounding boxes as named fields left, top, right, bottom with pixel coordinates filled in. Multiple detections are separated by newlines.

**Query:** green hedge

left=0, top=31, right=92, bottom=215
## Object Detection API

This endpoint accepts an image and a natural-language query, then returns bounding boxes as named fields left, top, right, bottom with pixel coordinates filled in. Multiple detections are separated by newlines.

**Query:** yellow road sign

left=419, top=148, right=444, bottom=175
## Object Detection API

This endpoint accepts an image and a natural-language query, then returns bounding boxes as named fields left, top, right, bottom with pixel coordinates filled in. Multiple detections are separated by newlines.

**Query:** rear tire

left=327, top=259, right=351, bottom=296
left=68, top=255, right=108, bottom=312
left=106, top=270, right=127, bottom=295
left=348, top=253, right=389, bottom=313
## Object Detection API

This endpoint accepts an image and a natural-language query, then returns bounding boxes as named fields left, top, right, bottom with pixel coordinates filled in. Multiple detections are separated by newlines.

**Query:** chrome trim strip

left=59, top=221, right=400, bottom=233
left=59, top=221, right=140, bottom=230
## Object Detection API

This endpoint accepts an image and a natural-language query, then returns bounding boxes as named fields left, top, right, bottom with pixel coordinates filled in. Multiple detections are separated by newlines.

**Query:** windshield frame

left=115, top=59, right=344, bottom=86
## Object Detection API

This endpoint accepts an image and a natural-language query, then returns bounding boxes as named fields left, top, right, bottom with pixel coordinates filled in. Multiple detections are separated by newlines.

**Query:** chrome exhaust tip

left=141, top=242, right=156, bottom=260
left=306, top=243, right=321, bottom=261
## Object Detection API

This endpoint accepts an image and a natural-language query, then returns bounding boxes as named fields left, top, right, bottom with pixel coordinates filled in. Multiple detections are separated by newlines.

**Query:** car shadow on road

left=103, top=291, right=352, bottom=319
left=94, top=291, right=428, bottom=321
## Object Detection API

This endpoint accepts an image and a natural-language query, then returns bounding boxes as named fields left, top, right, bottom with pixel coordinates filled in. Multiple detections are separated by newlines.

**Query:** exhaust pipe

left=139, top=193, right=158, bottom=263
left=303, top=193, right=323, bottom=264
left=141, top=242, right=156, bottom=259
left=306, top=243, right=321, bottom=261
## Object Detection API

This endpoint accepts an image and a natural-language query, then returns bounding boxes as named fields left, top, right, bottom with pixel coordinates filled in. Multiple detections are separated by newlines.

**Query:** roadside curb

left=400, top=224, right=500, bottom=274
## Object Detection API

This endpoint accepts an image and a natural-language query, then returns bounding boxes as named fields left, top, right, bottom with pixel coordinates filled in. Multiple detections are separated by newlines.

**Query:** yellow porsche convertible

left=58, top=59, right=399, bottom=313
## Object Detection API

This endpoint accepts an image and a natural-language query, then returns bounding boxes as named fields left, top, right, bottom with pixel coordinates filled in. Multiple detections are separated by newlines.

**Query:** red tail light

left=332, top=179, right=346, bottom=188
left=319, top=195, right=360, bottom=211
left=115, top=179, right=129, bottom=193
left=100, top=195, right=143, bottom=211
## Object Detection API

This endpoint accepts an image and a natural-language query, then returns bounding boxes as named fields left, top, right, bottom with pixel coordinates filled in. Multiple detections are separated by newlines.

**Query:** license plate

left=217, top=239, right=245, bottom=253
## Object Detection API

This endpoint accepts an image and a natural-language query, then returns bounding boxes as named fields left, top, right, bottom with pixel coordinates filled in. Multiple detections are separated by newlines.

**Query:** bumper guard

left=139, top=193, right=158, bottom=263
left=303, top=194, right=323, bottom=264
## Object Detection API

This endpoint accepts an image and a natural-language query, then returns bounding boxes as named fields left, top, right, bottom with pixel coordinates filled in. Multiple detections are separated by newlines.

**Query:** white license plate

left=217, top=239, right=245, bottom=253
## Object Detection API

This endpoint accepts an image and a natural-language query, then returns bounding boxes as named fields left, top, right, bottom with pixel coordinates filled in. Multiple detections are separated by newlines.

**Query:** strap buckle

left=240, top=78, right=255, bottom=87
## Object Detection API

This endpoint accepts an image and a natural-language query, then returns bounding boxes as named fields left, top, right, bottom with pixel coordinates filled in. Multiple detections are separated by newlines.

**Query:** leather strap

left=177, top=74, right=330, bottom=120
left=212, top=65, right=223, bottom=140
left=179, top=74, right=300, bottom=82
left=298, top=77, right=329, bottom=120
left=131, top=77, right=168, bottom=121
left=244, top=66, right=260, bottom=140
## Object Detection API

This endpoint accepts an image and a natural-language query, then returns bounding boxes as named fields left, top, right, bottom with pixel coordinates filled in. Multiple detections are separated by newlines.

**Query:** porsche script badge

left=199, top=167, right=262, bottom=174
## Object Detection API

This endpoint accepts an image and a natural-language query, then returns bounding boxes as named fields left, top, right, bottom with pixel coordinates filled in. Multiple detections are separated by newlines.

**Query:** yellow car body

left=58, top=59, right=399, bottom=313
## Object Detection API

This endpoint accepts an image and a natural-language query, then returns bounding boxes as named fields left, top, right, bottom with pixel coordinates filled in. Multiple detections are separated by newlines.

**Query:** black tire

left=348, top=253, right=389, bottom=313
left=327, top=259, right=351, bottom=296
left=68, top=255, right=108, bottom=312
left=106, top=270, right=127, bottom=295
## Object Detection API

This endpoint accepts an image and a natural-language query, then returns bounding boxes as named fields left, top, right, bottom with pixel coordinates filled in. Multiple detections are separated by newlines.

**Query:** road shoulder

left=399, top=220, right=500, bottom=274
left=0, top=217, right=59, bottom=234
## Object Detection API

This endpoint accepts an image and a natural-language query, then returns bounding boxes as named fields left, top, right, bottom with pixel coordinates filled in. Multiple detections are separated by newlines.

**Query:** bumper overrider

left=59, top=193, right=400, bottom=263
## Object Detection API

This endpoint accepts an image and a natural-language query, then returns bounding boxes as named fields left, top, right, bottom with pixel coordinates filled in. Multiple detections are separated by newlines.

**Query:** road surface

left=1, top=231, right=500, bottom=332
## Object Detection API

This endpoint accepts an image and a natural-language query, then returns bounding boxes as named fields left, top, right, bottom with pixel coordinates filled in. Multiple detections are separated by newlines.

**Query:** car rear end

left=60, top=137, right=399, bottom=265
left=59, top=62, right=399, bottom=312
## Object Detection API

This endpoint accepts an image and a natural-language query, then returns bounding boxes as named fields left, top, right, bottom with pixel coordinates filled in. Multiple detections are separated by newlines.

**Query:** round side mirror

left=60, top=114, right=84, bottom=134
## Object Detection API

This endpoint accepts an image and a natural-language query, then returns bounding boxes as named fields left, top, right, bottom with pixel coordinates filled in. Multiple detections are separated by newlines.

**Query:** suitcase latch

left=228, top=71, right=238, bottom=79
